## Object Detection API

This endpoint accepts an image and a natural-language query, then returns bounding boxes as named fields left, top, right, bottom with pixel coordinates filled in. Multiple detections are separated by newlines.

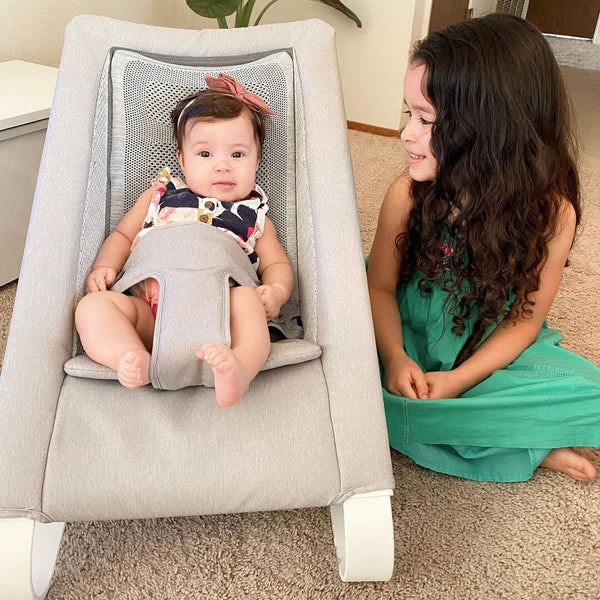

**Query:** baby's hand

left=256, top=284, right=285, bottom=320
left=86, top=266, right=117, bottom=293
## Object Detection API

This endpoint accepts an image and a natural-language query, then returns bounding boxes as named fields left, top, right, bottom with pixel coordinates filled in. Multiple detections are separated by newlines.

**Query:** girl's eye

left=232, top=151, right=244, bottom=158
left=404, top=109, right=434, bottom=126
left=200, top=150, right=211, bottom=158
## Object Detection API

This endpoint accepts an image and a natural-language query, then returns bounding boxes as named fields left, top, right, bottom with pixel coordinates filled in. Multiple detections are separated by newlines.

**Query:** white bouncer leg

left=0, top=518, right=65, bottom=600
left=330, top=489, right=394, bottom=582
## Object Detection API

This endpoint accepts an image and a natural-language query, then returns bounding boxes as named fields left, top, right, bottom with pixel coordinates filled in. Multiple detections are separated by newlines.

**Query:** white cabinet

left=0, top=60, right=58, bottom=286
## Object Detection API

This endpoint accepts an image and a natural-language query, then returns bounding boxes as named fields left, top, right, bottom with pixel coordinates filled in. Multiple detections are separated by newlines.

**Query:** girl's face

left=400, top=63, right=437, bottom=182
left=177, top=112, right=260, bottom=201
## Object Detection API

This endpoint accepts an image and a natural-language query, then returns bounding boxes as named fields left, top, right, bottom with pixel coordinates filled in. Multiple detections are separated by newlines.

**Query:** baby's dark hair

left=398, top=13, right=580, bottom=364
left=170, top=90, right=266, bottom=156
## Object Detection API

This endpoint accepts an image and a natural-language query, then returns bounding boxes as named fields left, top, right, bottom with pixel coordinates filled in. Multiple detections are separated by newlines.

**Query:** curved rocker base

left=330, top=489, right=395, bottom=581
left=0, top=518, right=65, bottom=600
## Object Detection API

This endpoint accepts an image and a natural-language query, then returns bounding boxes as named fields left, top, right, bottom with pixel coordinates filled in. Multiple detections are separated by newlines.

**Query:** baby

left=75, top=73, right=293, bottom=406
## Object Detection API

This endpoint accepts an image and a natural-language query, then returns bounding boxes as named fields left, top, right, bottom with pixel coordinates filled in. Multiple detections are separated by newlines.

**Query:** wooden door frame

left=524, top=0, right=600, bottom=41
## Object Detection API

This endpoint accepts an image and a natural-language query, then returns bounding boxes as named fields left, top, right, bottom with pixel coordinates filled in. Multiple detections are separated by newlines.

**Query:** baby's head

left=170, top=77, right=272, bottom=201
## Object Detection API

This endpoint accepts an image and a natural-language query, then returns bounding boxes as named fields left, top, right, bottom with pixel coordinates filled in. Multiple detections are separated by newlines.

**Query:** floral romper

left=130, top=168, right=268, bottom=315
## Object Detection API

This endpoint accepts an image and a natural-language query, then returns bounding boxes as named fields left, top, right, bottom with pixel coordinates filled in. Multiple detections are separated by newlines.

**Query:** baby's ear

left=176, top=148, right=184, bottom=172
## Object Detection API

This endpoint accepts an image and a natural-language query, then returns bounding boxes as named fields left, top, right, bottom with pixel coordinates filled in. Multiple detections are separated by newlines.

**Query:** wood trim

left=347, top=121, right=401, bottom=138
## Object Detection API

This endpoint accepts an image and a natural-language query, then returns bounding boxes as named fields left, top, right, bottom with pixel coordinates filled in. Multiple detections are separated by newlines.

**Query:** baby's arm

left=85, top=187, right=154, bottom=293
left=254, top=217, right=294, bottom=320
left=427, top=201, right=578, bottom=399
left=367, top=175, right=429, bottom=399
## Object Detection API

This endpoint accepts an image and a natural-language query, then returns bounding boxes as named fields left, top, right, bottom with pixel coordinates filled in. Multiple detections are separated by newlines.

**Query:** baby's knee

left=230, top=285, right=261, bottom=306
left=75, top=292, right=103, bottom=324
left=75, top=291, right=119, bottom=322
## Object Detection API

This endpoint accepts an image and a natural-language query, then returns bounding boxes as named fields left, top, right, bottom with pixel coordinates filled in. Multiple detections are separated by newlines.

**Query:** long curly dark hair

left=397, top=13, right=581, bottom=365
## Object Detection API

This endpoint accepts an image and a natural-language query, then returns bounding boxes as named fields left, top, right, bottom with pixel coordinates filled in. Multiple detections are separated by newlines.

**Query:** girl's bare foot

left=197, top=343, right=251, bottom=407
left=117, top=348, right=151, bottom=389
left=540, top=447, right=597, bottom=482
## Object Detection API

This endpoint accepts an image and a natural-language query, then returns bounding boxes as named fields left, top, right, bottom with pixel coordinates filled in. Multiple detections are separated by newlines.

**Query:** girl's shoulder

left=550, top=197, right=577, bottom=247
left=387, top=172, right=412, bottom=197
left=556, top=197, right=577, bottom=230
left=380, top=173, right=414, bottom=228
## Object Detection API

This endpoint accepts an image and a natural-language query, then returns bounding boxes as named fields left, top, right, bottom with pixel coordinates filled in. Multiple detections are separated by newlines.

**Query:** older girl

left=368, top=14, right=600, bottom=482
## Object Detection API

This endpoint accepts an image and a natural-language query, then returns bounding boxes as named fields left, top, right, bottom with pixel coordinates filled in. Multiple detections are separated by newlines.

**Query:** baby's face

left=177, top=113, right=260, bottom=202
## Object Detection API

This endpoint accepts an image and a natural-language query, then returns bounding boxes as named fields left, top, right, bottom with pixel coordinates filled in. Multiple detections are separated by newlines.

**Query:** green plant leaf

left=235, top=0, right=257, bottom=27
left=185, top=0, right=240, bottom=19
left=309, top=0, right=362, bottom=27
left=254, top=0, right=280, bottom=26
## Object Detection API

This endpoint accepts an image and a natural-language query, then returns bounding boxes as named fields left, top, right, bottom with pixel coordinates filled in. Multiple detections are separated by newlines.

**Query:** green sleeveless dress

left=379, top=261, right=600, bottom=482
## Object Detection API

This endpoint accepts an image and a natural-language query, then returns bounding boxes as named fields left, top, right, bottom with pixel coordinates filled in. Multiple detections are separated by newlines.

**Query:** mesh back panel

left=110, top=50, right=296, bottom=258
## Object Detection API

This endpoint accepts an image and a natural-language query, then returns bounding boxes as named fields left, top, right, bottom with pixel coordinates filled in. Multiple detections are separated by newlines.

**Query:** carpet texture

left=0, top=66, right=599, bottom=600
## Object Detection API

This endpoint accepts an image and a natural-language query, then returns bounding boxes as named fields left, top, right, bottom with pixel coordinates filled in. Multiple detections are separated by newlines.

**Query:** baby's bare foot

left=540, top=448, right=597, bottom=482
left=117, top=348, right=151, bottom=389
left=197, top=343, right=251, bottom=407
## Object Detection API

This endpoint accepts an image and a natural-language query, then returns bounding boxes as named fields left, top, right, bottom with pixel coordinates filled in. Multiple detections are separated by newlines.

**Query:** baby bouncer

left=0, top=15, right=394, bottom=598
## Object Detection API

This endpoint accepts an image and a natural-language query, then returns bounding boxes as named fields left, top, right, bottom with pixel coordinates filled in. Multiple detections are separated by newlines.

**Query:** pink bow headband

left=205, top=73, right=275, bottom=115
left=177, top=73, right=275, bottom=130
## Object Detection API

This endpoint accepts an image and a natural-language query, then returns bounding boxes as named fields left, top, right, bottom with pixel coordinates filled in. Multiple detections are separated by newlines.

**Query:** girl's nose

left=400, top=120, right=414, bottom=142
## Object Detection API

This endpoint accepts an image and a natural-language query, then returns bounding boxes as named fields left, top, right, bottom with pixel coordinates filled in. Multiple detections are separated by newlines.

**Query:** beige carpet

left=1, top=66, right=599, bottom=599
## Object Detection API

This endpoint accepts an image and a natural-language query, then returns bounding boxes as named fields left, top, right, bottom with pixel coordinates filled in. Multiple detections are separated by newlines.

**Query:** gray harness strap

left=112, top=221, right=259, bottom=390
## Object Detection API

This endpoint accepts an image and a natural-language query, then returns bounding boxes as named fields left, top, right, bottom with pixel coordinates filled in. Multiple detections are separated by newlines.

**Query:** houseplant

left=186, top=0, right=361, bottom=28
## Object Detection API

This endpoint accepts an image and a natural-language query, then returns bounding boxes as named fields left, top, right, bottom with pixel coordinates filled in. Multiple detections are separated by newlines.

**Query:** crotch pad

left=111, top=222, right=260, bottom=390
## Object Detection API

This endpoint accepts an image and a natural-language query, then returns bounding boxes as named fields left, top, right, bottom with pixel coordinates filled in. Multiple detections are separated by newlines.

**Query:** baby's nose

left=215, top=158, right=231, bottom=171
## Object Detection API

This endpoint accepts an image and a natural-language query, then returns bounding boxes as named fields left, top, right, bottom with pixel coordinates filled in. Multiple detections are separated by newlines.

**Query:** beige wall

left=259, top=0, right=415, bottom=130
left=0, top=0, right=415, bottom=130
left=0, top=0, right=206, bottom=67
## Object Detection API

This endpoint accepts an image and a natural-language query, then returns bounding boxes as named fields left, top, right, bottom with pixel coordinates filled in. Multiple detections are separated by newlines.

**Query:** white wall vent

left=495, top=0, right=528, bottom=18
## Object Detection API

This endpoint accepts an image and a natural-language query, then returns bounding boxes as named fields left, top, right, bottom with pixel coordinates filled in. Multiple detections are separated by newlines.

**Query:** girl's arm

left=367, top=175, right=429, bottom=399
left=426, top=201, right=578, bottom=399
left=86, top=187, right=154, bottom=293
left=254, top=217, right=294, bottom=320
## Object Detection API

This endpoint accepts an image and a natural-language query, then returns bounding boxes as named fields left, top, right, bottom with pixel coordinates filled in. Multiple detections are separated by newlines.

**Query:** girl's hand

left=424, top=370, right=466, bottom=399
left=86, top=267, right=117, bottom=294
left=256, top=284, right=285, bottom=320
left=383, top=354, right=429, bottom=399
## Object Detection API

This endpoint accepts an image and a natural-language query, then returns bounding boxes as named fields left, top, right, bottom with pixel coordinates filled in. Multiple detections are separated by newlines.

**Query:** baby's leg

left=75, top=291, right=155, bottom=389
left=197, top=286, right=270, bottom=407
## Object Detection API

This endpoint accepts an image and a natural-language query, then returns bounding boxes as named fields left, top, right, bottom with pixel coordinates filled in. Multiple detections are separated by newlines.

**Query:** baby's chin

left=197, top=185, right=256, bottom=202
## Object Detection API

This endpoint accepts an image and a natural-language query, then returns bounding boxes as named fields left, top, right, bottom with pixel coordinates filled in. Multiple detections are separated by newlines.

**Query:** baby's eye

left=199, top=150, right=211, bottom=158
left=403, top=110, right=412, bottom=117
left=420, top=117, right=434, bottom=125
left=231, top=151, right=244, bottom=158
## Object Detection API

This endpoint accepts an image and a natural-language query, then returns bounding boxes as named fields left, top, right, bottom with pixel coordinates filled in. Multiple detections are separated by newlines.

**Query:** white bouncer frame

left=0, top=489, right=393, bottom=597
left=0, top=519, right=65, bottom=600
